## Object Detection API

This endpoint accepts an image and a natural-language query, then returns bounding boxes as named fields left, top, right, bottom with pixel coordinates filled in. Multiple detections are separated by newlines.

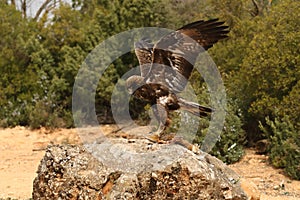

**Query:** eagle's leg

left=146, top=104, right=171, bottom=143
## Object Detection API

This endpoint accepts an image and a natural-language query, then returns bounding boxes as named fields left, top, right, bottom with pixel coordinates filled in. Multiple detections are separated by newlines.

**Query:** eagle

left=126, top=19, right=229, bottom=142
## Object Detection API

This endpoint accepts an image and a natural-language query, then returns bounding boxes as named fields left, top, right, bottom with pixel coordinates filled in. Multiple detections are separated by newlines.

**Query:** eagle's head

left=126, top=75, right=145, bottom=95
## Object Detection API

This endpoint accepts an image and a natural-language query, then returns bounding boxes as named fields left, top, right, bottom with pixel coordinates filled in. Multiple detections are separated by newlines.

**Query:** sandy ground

left=0, top=126, right=299, bottom=200
left=229, top=149, right=300, bottom=200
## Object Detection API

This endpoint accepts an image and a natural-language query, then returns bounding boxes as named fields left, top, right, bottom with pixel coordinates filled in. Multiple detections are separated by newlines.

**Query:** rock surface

left=33, top=131, right=248, bottom=200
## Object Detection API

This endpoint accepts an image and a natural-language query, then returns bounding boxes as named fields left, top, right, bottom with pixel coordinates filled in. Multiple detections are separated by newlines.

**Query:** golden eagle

left=126, top=19, right=229, bottom=142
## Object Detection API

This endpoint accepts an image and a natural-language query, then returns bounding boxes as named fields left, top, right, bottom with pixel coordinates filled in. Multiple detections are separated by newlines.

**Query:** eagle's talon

left=145, top=133, right=168, bottom=144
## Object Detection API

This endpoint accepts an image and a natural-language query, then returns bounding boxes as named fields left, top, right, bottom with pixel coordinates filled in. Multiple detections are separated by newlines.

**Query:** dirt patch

left=0, top=126, right=77, bottom=199
left=0, top=126, right=299, bottom=199
left=229, top=149, right=300, bottom=200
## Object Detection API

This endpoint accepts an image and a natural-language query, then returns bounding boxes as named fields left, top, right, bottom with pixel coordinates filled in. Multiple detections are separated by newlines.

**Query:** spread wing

left=134, top=38, right=154, bottom=77
left=145, top=19, right=229, bottom=93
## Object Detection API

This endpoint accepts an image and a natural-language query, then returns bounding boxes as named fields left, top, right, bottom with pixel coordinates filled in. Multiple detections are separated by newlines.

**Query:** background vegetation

left=0, top=0, right=299, bottom=179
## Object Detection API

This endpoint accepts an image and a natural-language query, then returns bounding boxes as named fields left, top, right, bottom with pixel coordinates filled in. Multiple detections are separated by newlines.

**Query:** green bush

left=260, top=116, right=300, bottom=180
left=209, top=102, right=246, bottom=164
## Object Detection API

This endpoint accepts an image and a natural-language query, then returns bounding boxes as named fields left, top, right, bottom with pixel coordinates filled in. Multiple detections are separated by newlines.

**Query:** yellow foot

left=170, top=136, right=200, bottom=154
left=145, top=134, right=168, bottom=144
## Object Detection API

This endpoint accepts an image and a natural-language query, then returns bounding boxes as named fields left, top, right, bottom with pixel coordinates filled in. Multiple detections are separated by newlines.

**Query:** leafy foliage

left=260, top=116, right=300, bottom=180
left=210, top=102, right=246, bottom=164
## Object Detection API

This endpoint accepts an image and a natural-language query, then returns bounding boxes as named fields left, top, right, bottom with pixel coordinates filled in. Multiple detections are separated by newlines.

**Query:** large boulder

left=33, top=131, right=248, bottom=200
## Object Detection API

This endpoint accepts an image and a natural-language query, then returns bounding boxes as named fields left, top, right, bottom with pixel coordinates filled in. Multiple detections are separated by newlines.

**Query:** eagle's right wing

left=146, top=19, right=229, bottom=93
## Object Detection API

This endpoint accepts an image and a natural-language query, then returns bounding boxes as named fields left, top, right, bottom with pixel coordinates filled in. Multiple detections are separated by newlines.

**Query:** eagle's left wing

left=134, top=38, right=154, bottom=77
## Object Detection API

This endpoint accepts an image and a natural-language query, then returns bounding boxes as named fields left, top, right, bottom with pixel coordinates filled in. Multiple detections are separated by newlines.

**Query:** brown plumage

left=126, top=19, right=229, bottom=142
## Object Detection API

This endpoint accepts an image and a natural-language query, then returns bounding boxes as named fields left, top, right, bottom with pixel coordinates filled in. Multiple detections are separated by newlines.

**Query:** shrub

left=209, top=101, right=246, bottom=164
left=260, top=116, right=300, bottom=180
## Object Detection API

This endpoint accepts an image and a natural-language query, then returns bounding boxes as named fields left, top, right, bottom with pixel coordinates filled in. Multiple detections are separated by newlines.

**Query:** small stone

left=280, top=180, right=285, bottom=189
left=273, top=185, right=280, bottom=190
left=151, top=172, right=158, bottom=178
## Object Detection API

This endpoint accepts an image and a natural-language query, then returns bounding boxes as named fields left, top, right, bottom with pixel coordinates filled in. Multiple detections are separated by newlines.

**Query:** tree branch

left=33, top=0, right=53, bottom=21
left=21, top=0, right=27, bottom=18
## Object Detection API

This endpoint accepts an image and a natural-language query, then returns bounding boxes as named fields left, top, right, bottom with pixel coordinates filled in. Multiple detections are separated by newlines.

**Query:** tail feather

left=178, top=98, right=213, bottom=117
